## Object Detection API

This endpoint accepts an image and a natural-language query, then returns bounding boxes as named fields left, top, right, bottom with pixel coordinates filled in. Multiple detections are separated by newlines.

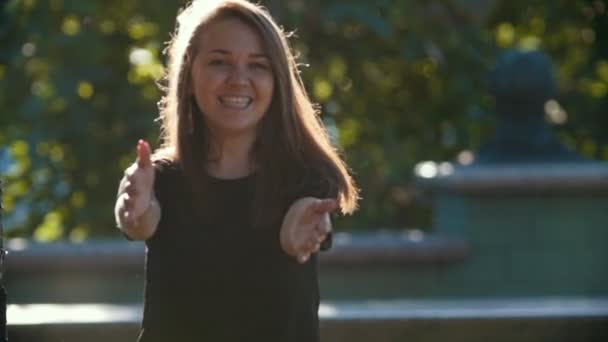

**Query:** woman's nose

left=227, top=65, right=249, bottom=86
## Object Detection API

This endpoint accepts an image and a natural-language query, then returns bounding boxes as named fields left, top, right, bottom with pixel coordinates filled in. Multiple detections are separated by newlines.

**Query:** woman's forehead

left=196, top=17, right=267, bottom=54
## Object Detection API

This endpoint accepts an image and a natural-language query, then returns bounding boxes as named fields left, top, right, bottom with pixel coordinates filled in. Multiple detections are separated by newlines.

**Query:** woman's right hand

left=280, top=197, right=336, bottom=263
left=116, top=139, right=156, bottom=230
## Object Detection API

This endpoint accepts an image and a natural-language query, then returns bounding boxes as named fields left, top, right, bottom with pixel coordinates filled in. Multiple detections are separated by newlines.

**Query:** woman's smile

left=218, top=95, right=253, bottom=110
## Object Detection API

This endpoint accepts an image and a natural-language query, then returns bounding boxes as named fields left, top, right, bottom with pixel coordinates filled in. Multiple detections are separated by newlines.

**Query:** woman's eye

left=208, top=59, right=226, bottom=66
left=251, top=62, right=269, bottom=70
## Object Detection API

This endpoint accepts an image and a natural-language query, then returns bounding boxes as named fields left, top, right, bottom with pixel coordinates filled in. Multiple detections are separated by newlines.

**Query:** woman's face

left=190, top=17, right=274, bottom=140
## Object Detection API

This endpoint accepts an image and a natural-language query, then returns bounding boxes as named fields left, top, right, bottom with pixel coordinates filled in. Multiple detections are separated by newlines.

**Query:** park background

left=1, top=0, right=607, bottom=240
left=1, top=1, right=608, bottom=341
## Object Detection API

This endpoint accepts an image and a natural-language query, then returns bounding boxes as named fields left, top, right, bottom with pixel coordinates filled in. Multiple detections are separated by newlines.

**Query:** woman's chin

left=210, top=122, right=260, bottom=138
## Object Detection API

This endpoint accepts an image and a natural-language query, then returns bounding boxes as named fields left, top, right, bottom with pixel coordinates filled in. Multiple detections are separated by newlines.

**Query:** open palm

left=280, top=197, right=336, bottom=263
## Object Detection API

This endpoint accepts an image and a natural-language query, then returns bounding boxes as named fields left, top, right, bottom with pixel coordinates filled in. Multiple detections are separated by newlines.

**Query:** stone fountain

left=415, top=49, right=608, bottom=297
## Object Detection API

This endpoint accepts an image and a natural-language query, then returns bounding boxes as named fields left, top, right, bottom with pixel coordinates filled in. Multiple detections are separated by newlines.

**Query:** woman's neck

left=206, top=132, right=256, bottom=179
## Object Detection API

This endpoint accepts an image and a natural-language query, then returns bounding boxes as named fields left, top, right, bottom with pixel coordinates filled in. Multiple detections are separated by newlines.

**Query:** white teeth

left=220, top=96, right=251, bottom=109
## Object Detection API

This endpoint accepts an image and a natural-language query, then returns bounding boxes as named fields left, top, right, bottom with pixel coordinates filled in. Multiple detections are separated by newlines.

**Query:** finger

left=312, top=242, right=321, bottom=253
left=316, top=212, right=332, bottom=234
left=311, top=198, right=337, bottom=215
left=123, top=210, right=138, bottom=227
left=121, top=208, right=130, bottom=222
left=316, top=233, right=327, bottom=244
left=294, top=239, right=311, bottom=258
left=297, top=254, right=309, bottom=263
left=117, top=199, right=127, bottom=219
left=306, top=238, right=317, bottom=250
left=122, top=193, right=135, bottom=210
left=121, top=208, right=129, bottom=222
left=125, top=182, right=138, bottom=197
left=136, top=139, right=152, bottom=168
left=301, top=198, right=336, bottom=224
left=124, top=163, right=137, bottom=180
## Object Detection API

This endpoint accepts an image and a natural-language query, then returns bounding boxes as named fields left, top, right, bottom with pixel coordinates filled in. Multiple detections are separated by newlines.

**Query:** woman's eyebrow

left=249, top=53, right=269, bottom=59
left=207, top=49, right=268, bottom=59
left=208, top=49, right=230, bottom=55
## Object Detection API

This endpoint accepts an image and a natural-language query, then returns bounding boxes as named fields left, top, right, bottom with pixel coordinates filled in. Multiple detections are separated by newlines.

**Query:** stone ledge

left=7, top=298, right=608, bottom=342
left=323, top=231, right=469, bottom=267
left=5, top=239, right=145, bottom=274
left=4, top=232, right=470, bottom=274
left=9, top=298, right=608, bottom=324
left=415, top=162, right=608, bottom=193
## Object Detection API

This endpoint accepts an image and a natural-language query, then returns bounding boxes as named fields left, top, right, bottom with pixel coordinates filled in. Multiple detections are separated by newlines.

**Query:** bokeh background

left=1, top=0, right=607, bottom=240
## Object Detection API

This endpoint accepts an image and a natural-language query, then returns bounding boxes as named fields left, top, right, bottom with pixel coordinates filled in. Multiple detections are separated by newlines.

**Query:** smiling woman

left=112, top=0, right=359, bottom=341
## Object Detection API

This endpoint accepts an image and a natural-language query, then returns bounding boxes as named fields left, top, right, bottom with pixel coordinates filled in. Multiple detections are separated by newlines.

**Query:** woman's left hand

left=280, top=197, right=337, bottom=263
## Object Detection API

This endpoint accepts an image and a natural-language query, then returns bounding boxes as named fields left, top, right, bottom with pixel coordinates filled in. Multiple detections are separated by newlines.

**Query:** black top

left=135, top=162, right=332, bottom=342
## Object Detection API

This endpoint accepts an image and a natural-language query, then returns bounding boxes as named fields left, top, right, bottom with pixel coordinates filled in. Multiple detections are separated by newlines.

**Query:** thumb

left=311, top=198, right=337, bottom=214
left=136, top=139, right=152, bottom=168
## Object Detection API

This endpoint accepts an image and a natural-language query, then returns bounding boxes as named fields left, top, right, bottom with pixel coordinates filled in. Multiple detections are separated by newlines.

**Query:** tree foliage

left=1, top=0, right=606, bottom=240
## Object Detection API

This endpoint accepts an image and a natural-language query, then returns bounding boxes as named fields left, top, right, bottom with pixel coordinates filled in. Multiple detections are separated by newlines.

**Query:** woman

left=114, top=0, right=358, bottom=341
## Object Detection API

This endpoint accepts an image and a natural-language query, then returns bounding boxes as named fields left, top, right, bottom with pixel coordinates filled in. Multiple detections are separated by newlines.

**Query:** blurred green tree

left=0, top=0, right=606, bottom=240
left=0, top=0, right=181, bottom=240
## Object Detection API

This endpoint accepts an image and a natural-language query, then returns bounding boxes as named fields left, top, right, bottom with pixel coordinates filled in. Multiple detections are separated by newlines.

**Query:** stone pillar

left=415, top=50, right=608, bottom=297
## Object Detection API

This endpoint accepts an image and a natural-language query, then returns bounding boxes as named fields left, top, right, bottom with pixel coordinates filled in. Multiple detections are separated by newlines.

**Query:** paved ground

left=9, top=297, right=608, bottom=325
left=7, top=297, right=608, bottom=342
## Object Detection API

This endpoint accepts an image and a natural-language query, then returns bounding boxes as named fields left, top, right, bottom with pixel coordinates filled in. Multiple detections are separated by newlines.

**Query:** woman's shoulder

left=151, top=148, right=181, bottom=175
left=153, top=157, right=179, bottom=173
left=150, top=152, right=184, bottom=205
left=151, top=151, right=183, bottom=192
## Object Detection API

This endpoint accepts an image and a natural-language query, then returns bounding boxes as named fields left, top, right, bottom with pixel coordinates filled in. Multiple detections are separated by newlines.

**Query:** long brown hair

left=155, top=0, right=358, bottom=226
